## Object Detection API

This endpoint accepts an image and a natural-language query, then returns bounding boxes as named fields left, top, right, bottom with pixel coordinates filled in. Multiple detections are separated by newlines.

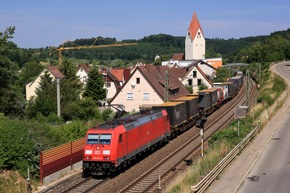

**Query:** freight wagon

left=197, top=88, right=219, bottom=115
left=152, top=102, right=188, bottom=134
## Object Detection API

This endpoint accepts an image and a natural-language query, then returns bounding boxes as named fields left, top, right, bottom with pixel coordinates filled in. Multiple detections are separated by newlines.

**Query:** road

left=237, top=61, right=290, bottom=193
left=206, top=61, right=290, bottom=193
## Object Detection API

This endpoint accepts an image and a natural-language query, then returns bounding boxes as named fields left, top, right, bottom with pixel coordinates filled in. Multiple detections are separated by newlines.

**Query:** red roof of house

left=47, top=66, right=64, bottom=78
left=137, top=65, right=190, bottom=101
left=78, top=64, right=91, bottom=73
left=188, top=11, right=204, bottom=39
left=172, top=53, right=185, bottom=60
left=110, top=69, right=124, bottom=82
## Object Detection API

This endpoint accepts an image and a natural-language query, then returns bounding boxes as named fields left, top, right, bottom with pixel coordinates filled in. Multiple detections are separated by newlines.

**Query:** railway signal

left=196, top=115, right=207, bottom=158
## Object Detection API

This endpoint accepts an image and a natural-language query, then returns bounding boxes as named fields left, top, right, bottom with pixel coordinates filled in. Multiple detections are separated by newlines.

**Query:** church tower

left=185, top=11, right=205, bottom=60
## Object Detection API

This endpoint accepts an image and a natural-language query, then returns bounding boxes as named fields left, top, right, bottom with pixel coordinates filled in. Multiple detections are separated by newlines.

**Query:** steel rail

left=191, top=79, right=257, bottom=193
left=116, top=80, right=253, bottom=193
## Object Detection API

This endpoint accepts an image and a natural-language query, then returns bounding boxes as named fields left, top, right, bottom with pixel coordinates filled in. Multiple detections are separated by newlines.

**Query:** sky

left=1, top=0, right=289, bottom=48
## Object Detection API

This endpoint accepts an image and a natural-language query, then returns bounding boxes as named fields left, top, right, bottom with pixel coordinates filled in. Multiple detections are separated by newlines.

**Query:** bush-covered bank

left=165, top=63, right=286, bottom=193
left=0, top=113, right=113, bottom=191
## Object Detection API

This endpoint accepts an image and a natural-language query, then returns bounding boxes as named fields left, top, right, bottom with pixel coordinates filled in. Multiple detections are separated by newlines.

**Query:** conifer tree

left=83, top=66, right=106, bottom=102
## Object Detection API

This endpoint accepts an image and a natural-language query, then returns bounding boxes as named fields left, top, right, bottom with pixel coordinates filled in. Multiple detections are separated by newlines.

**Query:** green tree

left=58, top=59, right=83, bottom=121
left=25, top=70, right=56, bottom=119
left=17, top=60, right=44, bottom=95
left=83, top=66, right=106, bottom=102
left=0, top=27, right=25, bottom=117
left=213, top=67, right=232, bottom=82
left=285, top=43, right=290, bottom=60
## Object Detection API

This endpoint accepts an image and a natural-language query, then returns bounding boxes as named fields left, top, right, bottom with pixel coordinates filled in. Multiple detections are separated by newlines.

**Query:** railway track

left=63, top=177, right=105, bottom=193
left=39, top=79, right=255, bottom=193
left=116, top=79, right=255, bottom=193
left=38, top=174, right=107, bottom=193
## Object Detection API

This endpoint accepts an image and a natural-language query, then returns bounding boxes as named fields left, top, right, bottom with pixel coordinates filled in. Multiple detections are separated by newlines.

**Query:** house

left=76, top=64, right=91, bottom=84
left=110, top=65, right=190, bottom=113
left=26, top=66, right=64, bottom=100
left=182, top=62, right=214, bottom=93
left=186, top=60, right=216, bottom=78
left=101, top=69, right=122, bottom=101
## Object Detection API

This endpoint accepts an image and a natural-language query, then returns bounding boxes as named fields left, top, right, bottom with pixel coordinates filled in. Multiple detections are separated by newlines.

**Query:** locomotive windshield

left=87, top=134, right=112, bottom=144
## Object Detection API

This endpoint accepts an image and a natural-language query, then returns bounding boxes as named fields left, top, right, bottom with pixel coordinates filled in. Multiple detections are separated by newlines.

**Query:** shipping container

left=172, top=95, right=199, bottom=120
left=152, top=101, right=187, bottom=128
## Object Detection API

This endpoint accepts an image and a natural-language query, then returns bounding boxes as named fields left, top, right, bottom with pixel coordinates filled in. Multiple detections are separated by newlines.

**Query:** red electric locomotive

left=83, top=109, right=170, bottom=176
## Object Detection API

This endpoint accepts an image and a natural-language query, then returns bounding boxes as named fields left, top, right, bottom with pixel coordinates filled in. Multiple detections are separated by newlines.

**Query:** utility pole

left=56, top=78, right=61, bottom=117
left=105, top=68, right=108, bottom=106
left=164, top=70, right=169, bottom=102
left=246, top=70, right=250, bottom=107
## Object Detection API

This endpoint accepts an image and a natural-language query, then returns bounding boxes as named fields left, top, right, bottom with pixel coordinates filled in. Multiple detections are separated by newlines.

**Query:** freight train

left=83, top=71, right=244, bottom=176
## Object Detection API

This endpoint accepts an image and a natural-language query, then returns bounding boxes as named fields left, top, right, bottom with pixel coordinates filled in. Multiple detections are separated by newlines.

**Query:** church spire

left=188, top=11, right=204, bottom=39
left=185, top=11, right=205, bottom=60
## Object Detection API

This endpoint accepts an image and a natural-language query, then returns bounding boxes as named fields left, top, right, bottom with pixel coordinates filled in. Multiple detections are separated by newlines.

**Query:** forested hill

left=40, top=28, right=290, bottom=66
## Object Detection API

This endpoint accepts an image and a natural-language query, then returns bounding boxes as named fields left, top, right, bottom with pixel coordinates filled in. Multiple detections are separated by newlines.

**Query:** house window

left=197, top=79, right=202, bottom=86
left=127, top=93, right=133, bottom=100
left=106, top=82, right=111, bottom=88
left=188, top=79, right=192, bottom=86
left=143, top=93, right=149, bottom=100
left=136, top=78, right=140, bottom=84
left=193, top=71, right=197, bottom=78
left=169, top=88, right=179, bottom=96
left=83, top=76, right=87, bottom=82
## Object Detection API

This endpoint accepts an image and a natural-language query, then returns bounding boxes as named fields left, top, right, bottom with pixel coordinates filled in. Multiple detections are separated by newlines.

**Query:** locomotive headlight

left=85, top=150, right=92, bottom=154
left=103, top=150, right=110, bottom=155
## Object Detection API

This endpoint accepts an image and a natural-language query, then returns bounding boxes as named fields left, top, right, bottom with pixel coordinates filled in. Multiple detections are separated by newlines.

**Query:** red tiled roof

left=172, top=53, right=185, bottom=60
left=188, top=11, right=204, bottom=39
left=110, top=69, right=124, bottom=82
left=138, top=66, right=190, bottom=101
left=78, top=64, right=91, bottom=73
left=167, top=68, right=187, bottom=79
left=47, top=66, right=64, bottom=78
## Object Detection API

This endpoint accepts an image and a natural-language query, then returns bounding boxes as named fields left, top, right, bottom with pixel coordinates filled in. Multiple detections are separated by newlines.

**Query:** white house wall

left=76, top=69, right=88, bottom=84
left=104, top=83, right=117, bottom=100
left=111, top=70, right=163, bottom=113
left=182, top=67, right=212, bottom=93
left=25, top=70, right=55, bottom=101
left=197, top=63, right=215, bottom=77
